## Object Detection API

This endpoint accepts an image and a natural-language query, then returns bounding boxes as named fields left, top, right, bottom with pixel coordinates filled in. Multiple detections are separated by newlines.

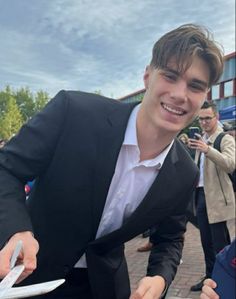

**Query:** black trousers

left=33, top=269, right=93, bottom=299
left=196, top=187, right=231, bottom=277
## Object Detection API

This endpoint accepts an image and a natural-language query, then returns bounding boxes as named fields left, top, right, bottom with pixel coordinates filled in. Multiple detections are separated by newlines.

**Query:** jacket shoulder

left=54, top=90, right=136, bottom=114
left=174, top=139, right=199, bottom=174
left=59, top=90, right=120, bottom=107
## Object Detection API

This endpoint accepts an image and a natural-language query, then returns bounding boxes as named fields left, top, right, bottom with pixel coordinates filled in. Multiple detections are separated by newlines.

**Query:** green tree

left=0, top=96, right=23, bottom=140
left=14, top=87, right=35, bottom=121
left=0, top=85, right=13, bottom=116
left=34, top=90, right=49, bottom=114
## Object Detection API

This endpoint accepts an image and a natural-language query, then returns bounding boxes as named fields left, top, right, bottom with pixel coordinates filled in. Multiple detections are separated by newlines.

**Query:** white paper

left=0, top=279, right=65, bottom=299
left=0, top=266, right=25, bottom=291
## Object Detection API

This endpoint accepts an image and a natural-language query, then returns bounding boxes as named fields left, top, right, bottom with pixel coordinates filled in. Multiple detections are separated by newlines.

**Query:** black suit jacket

left=0, top=91, right=199, bottom=299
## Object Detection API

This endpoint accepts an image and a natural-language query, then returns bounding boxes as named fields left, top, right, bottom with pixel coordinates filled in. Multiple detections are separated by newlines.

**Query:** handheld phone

left=188, top=127, right=200, bottom=139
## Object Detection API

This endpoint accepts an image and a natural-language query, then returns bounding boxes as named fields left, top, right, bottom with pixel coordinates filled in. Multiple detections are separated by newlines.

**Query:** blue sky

left=0, top=0, right=235, bottom=99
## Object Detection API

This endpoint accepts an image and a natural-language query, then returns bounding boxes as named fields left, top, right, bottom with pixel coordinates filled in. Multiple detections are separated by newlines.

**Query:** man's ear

left=216, top=112, right=219, bottom=120
left=143, top=65, right=151, bottom=89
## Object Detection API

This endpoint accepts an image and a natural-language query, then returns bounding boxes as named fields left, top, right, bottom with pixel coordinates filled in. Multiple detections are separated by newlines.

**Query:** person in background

left=223, top=123, right=236, bottom=139
left=179, top=132, right=196, bottom=159
left=178, top=133, right=189, bottom=145
left=0, top=139, right=6, bottom=148
left=137, top=227, right=156, bottom=252
left=200, top=238, right=236, bottom=299
left=0, top=24, right=224, bottom=299
left=228, top=125, right=236, bottom=139
left=189, top=101, right=235, bottom=292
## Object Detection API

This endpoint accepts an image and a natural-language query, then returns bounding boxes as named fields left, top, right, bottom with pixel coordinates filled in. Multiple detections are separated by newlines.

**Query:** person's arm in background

left=200, top=279, right=219, bottom=299
left=189, top=133, right=235, bottom=173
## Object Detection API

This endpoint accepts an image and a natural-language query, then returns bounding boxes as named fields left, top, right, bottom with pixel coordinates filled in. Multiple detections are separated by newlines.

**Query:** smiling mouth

left=161, top=103, right=186, bottom=116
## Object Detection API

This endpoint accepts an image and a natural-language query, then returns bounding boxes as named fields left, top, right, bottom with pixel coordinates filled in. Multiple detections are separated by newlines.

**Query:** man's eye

left=189, top=83, right=206, bottom=92
left=164, top=73, right=177, bottom=81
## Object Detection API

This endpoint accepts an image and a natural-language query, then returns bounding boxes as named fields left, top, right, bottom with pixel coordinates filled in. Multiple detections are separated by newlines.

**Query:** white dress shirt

left=198, top=134, right=209, bottom=187
left=75, top=104, right=174, bottom=267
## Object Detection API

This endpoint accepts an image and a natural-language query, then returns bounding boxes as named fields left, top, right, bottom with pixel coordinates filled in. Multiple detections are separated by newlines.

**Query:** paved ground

left=125, top=219, right=235, bottom=299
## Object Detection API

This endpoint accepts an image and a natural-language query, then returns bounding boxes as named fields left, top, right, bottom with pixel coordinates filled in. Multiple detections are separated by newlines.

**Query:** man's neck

left=138, top=141, right=172, bottom=161
left=136, top=119, right=176, bottom=162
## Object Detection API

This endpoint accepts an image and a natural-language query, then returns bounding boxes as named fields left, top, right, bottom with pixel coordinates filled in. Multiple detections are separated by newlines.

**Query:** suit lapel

left=90, top=141, right=180, bottom=251
left=91, top=102, right=138, bottom=238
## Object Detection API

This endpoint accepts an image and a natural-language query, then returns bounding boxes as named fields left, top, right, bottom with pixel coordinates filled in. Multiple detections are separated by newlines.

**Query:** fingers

left=0, top=231, right=39, bottom=283
left=200, top=279, right=219, bottom=299
left=130, top=280, right=150, bottom=299
left=0, top=244, right=14, bottom=275
left=188, top=138, right=208, bottom=153
left=188, top=138, right=201, bottom=147
left=130, top=276, right=165, bottom=299
left=204, top=278, right=217, bottom=288
left=130, top=289, right=154, bottom=299
left=22, top=239, right=38, bottom=271
left=200, top=293, right=210, bottom=299
left=195, top=133, right=202, bottom=140
left=201, top=285, right=219, bottom=299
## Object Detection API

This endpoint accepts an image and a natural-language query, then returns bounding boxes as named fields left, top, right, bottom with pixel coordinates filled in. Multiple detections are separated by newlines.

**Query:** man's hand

left=200, top=278, right=219, bottom=299
left=130, top=275, right=165, bottom=299
left=188, top=134, right=209, bottom=154
left=0, top=231, right=39, bottom=283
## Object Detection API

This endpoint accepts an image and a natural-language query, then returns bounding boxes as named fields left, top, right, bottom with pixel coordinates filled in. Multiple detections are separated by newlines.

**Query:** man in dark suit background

left=0, top=24, right=224, bottom=299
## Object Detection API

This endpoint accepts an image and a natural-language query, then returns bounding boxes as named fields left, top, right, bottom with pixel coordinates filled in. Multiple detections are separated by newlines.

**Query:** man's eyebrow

left=163, top=67, right=209, bottom=88
left=162, top=67, right=179, bottom=75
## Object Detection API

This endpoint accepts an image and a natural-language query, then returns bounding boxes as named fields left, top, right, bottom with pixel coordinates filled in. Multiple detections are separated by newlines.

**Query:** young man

left=0, top=24, right=224, bottom=299
left=189, top=102, right=235, bottom=292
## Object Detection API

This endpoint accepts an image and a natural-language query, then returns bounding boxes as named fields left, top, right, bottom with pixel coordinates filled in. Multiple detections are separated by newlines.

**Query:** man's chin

left=161, top=124, right=183, bottom=136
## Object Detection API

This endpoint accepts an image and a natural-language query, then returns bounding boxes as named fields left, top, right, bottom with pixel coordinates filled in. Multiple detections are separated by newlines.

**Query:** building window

left=224, top=80, right=234, bottom=97
left=211, top=84, right=220, bottom=100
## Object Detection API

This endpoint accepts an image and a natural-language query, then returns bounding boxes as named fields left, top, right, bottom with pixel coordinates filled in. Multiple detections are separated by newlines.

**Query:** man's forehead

left=166, top=57, right=207, bottom=72
left=168, top=56, right=208, bottom=74
left=199, top=108, right=215, bottom=115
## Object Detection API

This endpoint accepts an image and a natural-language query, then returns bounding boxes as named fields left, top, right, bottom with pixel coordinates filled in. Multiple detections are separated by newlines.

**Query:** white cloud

left=0, top=0, right=235, bottom=98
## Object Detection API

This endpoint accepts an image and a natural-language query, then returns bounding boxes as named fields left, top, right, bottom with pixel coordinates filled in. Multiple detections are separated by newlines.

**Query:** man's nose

left=170, top=80, right=188, bottom=102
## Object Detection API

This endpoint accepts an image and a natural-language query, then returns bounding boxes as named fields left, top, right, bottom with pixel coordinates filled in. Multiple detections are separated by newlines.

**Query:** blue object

left=219, top=105, right=236, bottom=121
left=212, top=238, right=236, bottom=299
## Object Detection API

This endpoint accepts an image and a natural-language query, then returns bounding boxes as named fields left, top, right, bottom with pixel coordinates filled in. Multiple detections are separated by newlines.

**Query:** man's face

left=141, top=57, right=209, bottom=135
left=198, top=107, right=218, bottom=134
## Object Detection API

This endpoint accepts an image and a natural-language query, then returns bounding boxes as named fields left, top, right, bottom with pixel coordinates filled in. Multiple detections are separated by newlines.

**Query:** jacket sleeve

left=146, top=171, right=199, bottom=286
left=0, top=90, right=68, bottom=248
left=206, top=134, right=235, bottom=173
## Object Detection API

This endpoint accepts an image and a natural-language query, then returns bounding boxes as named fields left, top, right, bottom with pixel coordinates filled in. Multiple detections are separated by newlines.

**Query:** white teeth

left=162, top=103, right=185, bottom=115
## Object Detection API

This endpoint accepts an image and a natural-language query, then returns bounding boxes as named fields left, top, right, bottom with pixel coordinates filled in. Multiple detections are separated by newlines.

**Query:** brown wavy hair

left=150, top=24, right=224, bottom=87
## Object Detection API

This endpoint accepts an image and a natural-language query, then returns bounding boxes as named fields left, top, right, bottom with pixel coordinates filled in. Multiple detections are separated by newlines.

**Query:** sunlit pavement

left=125, top=219, right=235, bottom=299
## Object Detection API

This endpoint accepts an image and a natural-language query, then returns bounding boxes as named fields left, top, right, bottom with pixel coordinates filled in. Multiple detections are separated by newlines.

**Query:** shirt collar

left=123, top=104, right=140, bottom=146
left=123, top=104, right=174, bottom=169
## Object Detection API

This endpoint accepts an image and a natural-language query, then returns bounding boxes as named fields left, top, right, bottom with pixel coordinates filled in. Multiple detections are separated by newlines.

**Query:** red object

left=25, top=185, right=31, bottom=194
